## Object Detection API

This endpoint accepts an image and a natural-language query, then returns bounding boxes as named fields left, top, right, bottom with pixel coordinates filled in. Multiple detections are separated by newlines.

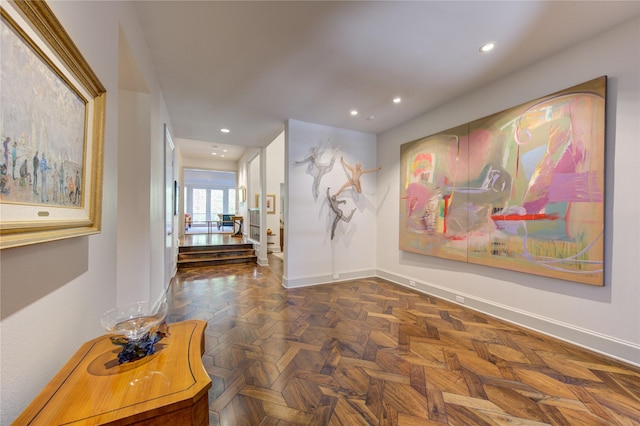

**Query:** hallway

left=166, top=260, right=640, bottom=425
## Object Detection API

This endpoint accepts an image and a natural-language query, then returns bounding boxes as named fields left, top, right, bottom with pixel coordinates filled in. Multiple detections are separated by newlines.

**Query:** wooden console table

left=14, top=320, right=211, bottom=425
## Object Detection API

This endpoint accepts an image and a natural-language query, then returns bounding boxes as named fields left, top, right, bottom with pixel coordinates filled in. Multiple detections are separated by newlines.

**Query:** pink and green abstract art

left=399, top=77, right=606, bottom=286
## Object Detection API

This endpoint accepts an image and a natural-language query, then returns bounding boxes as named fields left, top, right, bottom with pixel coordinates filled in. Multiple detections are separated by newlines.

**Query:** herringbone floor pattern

left=167, top=256, right=640, bottom=425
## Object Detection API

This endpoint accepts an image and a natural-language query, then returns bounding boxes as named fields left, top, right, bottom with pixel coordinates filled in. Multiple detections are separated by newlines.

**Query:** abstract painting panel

left=400, top=77, right=606, bottom=286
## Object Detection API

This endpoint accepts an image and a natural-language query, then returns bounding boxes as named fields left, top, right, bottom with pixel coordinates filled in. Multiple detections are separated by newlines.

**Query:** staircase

left=178, top=242, right=257, bottom=268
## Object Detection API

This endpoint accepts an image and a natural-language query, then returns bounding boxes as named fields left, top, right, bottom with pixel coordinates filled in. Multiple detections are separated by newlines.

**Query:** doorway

left=183, top=168, right=237, bottom=233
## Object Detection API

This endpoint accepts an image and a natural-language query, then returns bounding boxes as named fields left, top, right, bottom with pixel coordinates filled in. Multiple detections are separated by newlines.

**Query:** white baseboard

left=283, top=269, right=377, bottom=288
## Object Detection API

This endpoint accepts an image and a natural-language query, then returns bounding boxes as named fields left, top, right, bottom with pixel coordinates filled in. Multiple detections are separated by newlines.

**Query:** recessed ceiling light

left=212, top=152, right=218, bottom=155
left=479, top=42, right=495, bottom=53
left=220, top=128, right=230, bottom=133
left=350, top=110, right=358, bottom=116
left=393, top=97, right=401, bottom=104
left=223, top=149, right=228, bottom=152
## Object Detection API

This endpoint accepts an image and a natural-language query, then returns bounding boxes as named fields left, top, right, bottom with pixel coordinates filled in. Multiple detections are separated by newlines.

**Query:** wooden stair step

left=177, top=254, right=257, bottom=268
left=179, top=243, right=253, bottom=253
left=177, top=241, right=257, bottom=268
left=178, top=249, right=255, bottom=260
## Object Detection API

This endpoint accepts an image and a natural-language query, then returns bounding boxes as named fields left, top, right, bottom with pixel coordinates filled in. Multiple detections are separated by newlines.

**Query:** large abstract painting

left=400, top=77, right=606, bottom=286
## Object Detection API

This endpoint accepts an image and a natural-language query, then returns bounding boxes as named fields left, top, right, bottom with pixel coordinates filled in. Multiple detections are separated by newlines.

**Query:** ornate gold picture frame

left=0, top=1, right=106, bottom=249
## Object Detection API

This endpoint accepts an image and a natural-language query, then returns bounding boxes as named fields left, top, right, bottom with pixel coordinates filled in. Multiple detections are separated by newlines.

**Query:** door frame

left=164, top=124, right=176, bottom=288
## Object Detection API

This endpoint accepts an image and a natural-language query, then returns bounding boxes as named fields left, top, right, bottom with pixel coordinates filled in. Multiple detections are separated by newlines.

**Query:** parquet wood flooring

left=167, top=256, right=640, bottom=425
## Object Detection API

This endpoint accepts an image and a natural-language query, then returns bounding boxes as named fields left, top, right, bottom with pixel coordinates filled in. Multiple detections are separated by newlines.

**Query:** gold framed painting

left=0, top=1, right=106, bottom=249
left=266, top=194, right=276, bottom=214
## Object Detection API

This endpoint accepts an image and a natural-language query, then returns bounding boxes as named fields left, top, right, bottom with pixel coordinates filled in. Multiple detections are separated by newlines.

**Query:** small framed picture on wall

left=266, top=194, right=276, bottom=214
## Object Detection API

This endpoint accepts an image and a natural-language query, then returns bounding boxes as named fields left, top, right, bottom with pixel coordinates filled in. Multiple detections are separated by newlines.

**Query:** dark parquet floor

left=167, top=254, right=640, bottom=425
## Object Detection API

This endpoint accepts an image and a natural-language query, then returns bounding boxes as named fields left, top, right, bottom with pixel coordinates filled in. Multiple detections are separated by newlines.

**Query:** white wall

left=116, top=5, right=171, bottom=308
left=376, top=17, right=640, bottom=365
left=117, top=90, right=151, bottom=304
left=250, top=153, right=261, bottom=211
left=0, top=1, right=172, bottom=422
left=180, top=155, right=238, bottom=173
left=266, top=132, right=285, bottom=251
left=148, top=95, right=170, bottom=303
left=286, top=119, right=378, bottom=287
left=250, top=151, right=263, bottom=260
left=235, top=147, right=260, bottom=237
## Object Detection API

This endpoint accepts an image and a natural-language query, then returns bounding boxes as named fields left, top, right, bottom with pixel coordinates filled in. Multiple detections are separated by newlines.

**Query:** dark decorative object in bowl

left=101, top=301, right=169, bottom=363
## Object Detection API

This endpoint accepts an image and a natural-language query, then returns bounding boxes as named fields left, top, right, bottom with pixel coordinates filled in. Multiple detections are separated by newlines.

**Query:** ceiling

left=133, top=1, right=640, bottom=162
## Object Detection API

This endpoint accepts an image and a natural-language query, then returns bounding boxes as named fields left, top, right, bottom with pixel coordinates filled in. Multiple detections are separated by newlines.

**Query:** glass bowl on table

left=101, top=300, right=169, bottom=363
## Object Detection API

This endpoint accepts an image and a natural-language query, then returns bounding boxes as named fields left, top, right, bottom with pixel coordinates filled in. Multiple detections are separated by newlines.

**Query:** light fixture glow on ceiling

left=480, top=42, right=495, bottom=53
left=212, top=152, right=218, bottom=155
left=220, top=128, right=230, bottom=133
left=393, top=97, right=401, bottom=104
left=350, top=110, right=358, bottom=116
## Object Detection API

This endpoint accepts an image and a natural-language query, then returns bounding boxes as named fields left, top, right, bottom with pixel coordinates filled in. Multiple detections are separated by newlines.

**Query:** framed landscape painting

left=400, top=77, right=606, bottom=286
left=0, top=0, right=106, bottom=249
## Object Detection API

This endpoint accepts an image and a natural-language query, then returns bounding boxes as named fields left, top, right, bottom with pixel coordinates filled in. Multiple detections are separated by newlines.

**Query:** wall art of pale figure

left=334, top=156, right=381, bottom=197
left=294, top=140, right=339, bottom=200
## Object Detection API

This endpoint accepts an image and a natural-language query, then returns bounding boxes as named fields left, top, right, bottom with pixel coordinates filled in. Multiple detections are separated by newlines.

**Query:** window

left=210, top=189, right=224, bottom=218
left=228, top=188, right=236, bottom=212
left=183, top=169, right=236, bottom=224
left=192, top=188, right=207, bottom=222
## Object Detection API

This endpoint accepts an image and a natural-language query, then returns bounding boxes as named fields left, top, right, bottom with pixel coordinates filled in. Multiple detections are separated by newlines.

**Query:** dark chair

left=217, top=214, right=234, bottom=230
